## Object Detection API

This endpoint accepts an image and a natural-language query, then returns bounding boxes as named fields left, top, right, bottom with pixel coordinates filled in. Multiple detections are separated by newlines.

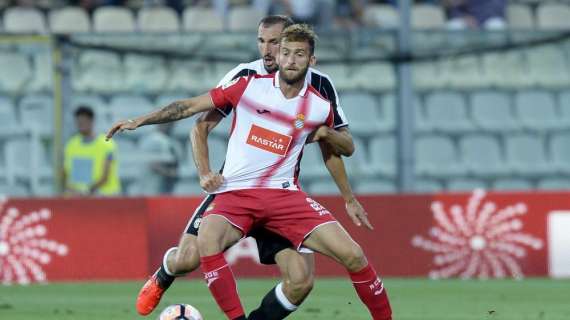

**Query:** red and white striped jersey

left=209, top=72, right=334, bottom=193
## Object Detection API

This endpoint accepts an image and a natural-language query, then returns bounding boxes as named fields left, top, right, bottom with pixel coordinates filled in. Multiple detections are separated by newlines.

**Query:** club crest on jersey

left=294, top=114, right=305, bottom=129
left=247, top=124, right=292, bottom=157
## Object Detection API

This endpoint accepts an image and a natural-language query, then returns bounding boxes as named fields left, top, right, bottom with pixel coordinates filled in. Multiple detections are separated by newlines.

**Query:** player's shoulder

left=308, top=67, right=335, bottom=85
left=307, top=85, right=332, bottom=106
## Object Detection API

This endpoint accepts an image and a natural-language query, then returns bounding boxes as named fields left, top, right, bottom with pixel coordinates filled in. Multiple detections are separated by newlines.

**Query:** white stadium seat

left=0, top=52, right=32, bottom=93
left=138, top=6, right=180, bottom=32
left=183, top=7, right=223, bottom=31
left=49, top=7, right=90, bottom=33
left=3, top=7, right=47, bottom=33
left=93, top=7, right=136, bottom=32
left=228, top=6, right=264, bottom=31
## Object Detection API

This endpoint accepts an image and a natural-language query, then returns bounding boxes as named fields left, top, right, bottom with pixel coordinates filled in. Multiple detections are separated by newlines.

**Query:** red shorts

left=203, top=189, right=337, bottom=250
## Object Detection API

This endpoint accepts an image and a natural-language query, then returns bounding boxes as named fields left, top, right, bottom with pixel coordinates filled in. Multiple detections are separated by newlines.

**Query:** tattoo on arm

left=141, top=101, right=191, bottom=126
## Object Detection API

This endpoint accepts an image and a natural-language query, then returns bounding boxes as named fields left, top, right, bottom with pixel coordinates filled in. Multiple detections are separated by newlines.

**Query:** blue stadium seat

left=340, top=92, right=382, bottom=135
left=460, top=134, right=509, bottom=176
left=527, top=46, right=570, bottom=87
left=369, top=135, right=396, bottom=177
left=492, top=178, right=533, bottom=191
left=19, top=95, right=54, bottom=136
left=173, top=180, right=205, bottom=195
left=415, top=135, right=463, bottom=177
left=424, top=92, right=473, bottom=132
left=381, top=94, right=421, bottom=132
left=515, top=91, right=562, bottom=130
left=354, top=179, right=396, bottom=194
left=550, top=132, right=570, bottom=174
left=0, top=52, right=32, bottom=93
left=299, top=143, right=329, bottom=179
left=447, top=178, right=487, bottom=192
left=505, top=134, right=552, bottom=175
left=470, top=91, right=519, bottom=131
left=0, top=97, right=19, bottom=132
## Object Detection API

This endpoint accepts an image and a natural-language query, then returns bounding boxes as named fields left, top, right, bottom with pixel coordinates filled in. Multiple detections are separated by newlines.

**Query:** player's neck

left=278, top=76, right=304, bottom=99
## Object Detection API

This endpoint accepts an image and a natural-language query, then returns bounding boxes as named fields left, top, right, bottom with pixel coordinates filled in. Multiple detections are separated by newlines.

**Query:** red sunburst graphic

left=412, top=189, right=543, bottom=279
left=0, top=196, right=68, bottom=285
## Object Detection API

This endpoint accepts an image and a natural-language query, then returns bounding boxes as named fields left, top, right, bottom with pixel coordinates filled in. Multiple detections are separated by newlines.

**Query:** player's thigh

left=302, top=222, right=363, bottom=264
left=197, top=214, right=243, bottom=253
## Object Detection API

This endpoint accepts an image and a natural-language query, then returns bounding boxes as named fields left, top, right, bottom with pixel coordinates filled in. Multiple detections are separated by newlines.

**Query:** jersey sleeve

left=325, top=104, right=335, bottom=128
left=215, top=65, right=258, bottom=117
left=209, top=76, right=250, bottom=110
left=311, top=71, right=349, bottom=129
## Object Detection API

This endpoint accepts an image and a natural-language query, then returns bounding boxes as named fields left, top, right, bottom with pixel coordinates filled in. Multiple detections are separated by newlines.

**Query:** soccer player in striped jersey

left=130, top=16, right=373, bottom=320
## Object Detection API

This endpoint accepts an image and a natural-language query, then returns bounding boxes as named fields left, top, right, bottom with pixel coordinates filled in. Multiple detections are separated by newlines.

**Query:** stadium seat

left=186, top=137, right=227, bottom=173
left=354, top=179, right=397, bottom=194
left=424, top=92, right=473, bottom=132
left=339, top=92, right=383, bottom=135
left=470, top=91, right=519, bottom=131
left=412, top=4, right=445, bottom=29
left=447, top=178, right=487, bottom=192
left=0, top=97, right=19, bottom=131
left=550, top=132, right=570, bottom=174
left=309, top=179, right=340, bottom=195
left=183, top=7, right=223, bottom=31
left=537, top=3, right=570, bottom=29
left=0, top=182, right=30, bottom=197
left=138, top=6, right=179, bottom=32
left=380, top=94, right=420, bottom=132
left=109, top=95, right=156, bottom=138
left=505, top=134, right=552, bottom=175
left=369, top=135, right=396, bottom=177
left=507, top=4, right=534, bottom=29
left=314, top=64, right=353, bottom=91
left=228, top=7, right=264, bottom=31
left=515, top=90, right=563, bottom=130
left=173, top=180, right=205, bottom=195
left=93, top=7, right=136, bottom=32
left=352, top=63, right=395, bottom=90
left=481, top=52, right=532, bottom=88
left=28, top=52, right=52, bottom=92
left=413, top=61, right=443, bottom=90
left=0, top=52, right=32, bottom=93
left=537, top=178, right=570, bottom=191
left=414, top=179, right=444, bottom=193
left=164, top=61, right=215, bottom=93
left=558, top=91, right=570, bottom=126
left=364, top=4, right=399, bottom=28
left=415, top=135, right=463, bottom=177
left=3, top=7, right=47, bottom=33
left=48, top=7, right=90, bottom=33
left=124, top=54, right=168, bottom=93
left=5, top=137, right=52, bottom=183
left=211, top=116, right=232, bottom=140
left=73, top=51, right=124, bottom=92
left=115, top=138, right=143, bottom=180
left=299, top=143, right=329, bottom=179
left=343, top=138, right=369, bottom=178
left=492, top=178, right=533, bottom=191
left=19, top=95, right=54, bottom=135
left=527, top=46, right=570, bottom=88
left=440, top=56, right=485, bottom=89
left=35, top=180, right=56, bottom=197
left=460, top=134, right=509, bottom=176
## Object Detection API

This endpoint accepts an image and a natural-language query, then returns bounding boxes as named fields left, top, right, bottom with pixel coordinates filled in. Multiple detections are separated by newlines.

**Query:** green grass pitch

left=0, top=278, right=569, bottom=319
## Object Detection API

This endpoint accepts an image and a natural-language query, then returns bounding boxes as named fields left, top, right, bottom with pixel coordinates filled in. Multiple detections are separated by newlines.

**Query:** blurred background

left=1, top=0, right=569, bottom=198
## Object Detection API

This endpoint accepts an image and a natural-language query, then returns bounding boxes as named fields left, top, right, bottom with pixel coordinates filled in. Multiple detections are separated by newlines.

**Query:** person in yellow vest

left=63, top=106, right=121, bottom=196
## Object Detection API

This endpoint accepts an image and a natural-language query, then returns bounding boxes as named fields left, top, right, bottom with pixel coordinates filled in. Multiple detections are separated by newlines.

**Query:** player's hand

left=200, top=172, right=224, bottom=193
left=105, top=119, right=139, bottom=140
left=346, top=197, right=373, bottom=230
left=307, top=126, right=330, bottom=143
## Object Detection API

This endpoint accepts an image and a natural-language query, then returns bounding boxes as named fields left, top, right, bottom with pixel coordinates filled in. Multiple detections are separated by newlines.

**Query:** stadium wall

left=1, top=190, right=569, bottom=284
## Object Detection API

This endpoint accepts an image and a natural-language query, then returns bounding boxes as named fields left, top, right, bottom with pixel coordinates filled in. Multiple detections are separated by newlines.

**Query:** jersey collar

left=273, top=70, right=309, bottom=98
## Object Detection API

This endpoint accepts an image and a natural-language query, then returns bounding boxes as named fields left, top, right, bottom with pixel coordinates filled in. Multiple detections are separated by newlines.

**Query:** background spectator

left=445, top=0, right=506, bottom=30
left=63, top=106, right=121, bottom=196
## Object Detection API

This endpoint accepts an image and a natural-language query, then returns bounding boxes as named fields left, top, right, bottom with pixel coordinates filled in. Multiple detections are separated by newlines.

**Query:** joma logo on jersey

left=247, top=124, right=292, bottom=157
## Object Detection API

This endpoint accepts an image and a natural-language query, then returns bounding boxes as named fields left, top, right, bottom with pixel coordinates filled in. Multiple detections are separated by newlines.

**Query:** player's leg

left=248, top=246, right=314, bottom=320
left=197, top=214, right=246, bottom=320
left=136, top=195, right=213, bottom=315
left=303, top=223, right=392, bottom=320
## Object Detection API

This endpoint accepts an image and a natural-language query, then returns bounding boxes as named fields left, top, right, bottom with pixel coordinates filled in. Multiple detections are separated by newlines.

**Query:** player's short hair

left=280, top=24, right=317, bottom=55
left=74, top=106, right=94, bottom=119
left=259, top=15, right=294, bottom=29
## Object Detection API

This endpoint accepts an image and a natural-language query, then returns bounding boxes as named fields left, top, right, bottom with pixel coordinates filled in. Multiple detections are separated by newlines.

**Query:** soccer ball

left=158, top=304, right=203, bottom=320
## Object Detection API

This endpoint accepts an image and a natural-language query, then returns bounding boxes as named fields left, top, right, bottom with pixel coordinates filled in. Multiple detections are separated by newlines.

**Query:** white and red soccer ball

left=158, top=304, right=203, bottom=320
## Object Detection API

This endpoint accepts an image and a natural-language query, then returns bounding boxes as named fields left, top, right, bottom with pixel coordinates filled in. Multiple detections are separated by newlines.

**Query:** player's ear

left=309, top=55, right=316, bottom=66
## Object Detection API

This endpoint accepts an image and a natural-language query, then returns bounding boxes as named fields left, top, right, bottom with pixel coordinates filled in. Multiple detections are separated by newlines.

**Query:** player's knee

left=341, top=244, right=367, bottom=272
left=288, top=273, right=314, bottom=299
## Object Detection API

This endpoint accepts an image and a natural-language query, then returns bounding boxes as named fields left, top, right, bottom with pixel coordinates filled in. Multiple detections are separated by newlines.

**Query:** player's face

left=257, top=23, right=284, bottom=73
left=75, top=114, right=93, bottom=136
left=278, top=40, right=315, bottom=85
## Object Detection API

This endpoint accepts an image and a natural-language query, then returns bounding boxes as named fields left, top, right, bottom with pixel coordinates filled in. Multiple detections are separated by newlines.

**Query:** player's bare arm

left=310, top=126, right=354, bottom=156
left=105, top=94, right=215, bottom=140
left=191, top=110, right=224, bottom=193
left=319, top=141, right=373, bottom=230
